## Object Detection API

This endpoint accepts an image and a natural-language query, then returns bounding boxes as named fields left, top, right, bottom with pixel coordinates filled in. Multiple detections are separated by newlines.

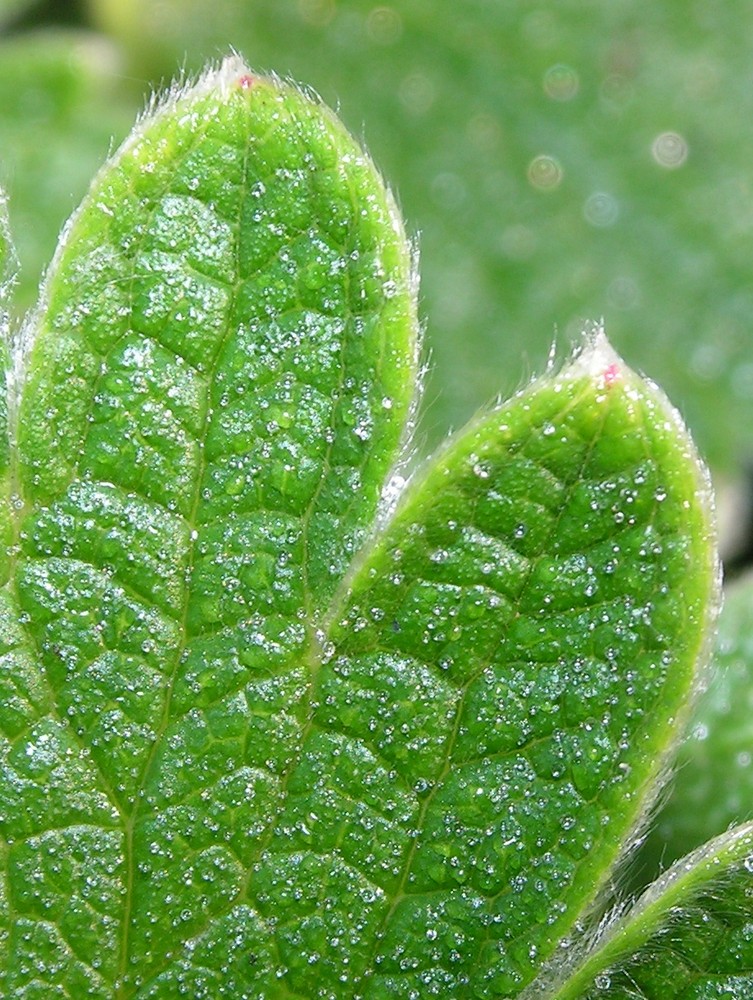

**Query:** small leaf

left=313, top=334, right=717, bottom=997
left=524, top=821, right=753, bottom=999
left=0, top=57, right=719, bottom=998
left=637, top=571, right=753, bottom=880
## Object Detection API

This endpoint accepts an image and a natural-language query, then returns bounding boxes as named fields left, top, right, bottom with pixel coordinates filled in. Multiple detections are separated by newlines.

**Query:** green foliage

left=0, top=57, right=738, bottom=999
left=530, top=822, right=753, bottom=999
left=637, top=573, right=753, bottom=878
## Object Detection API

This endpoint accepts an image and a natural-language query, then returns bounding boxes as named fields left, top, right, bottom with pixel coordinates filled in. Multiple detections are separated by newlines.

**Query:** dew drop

left=543, top=63, right=580, bottom=101
left=527, top=154, right=564, bottom=191
left=583, top=191, right=619, bottom=228
left=651, top=131, right=688, bottom=168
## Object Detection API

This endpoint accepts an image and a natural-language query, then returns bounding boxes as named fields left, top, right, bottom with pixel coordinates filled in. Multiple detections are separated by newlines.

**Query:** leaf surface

left=0, top=57, right=719, bottom=999
left=3, top=57, right=418, bottom=996
left=314, top=338, right=717, bottom=998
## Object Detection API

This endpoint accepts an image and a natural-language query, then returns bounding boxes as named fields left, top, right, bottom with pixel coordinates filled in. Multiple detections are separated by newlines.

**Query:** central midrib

left=352, top=378, right=612, bottom=992
left=127, top=171, right=411, bottom=1000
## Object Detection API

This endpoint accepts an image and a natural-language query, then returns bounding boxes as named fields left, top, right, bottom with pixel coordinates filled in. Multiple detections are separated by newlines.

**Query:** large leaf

left=0, top=57, right=719, bottom=997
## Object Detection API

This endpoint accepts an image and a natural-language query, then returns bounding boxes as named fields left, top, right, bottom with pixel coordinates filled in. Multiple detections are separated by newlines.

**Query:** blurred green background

left=3, top=0, right=753, bottom=892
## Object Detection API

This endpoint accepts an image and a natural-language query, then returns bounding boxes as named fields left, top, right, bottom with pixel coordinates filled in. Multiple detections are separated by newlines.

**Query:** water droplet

left=583, top=192, right=619, bottom=228
left=527, top=154, right=564, bottom=191
left=543, top=63, right=580, bottom=101
left=367, top=5, right=403, bottom=45
left=399, top=71, right=436, bottom=115
left=652, top=131, right=688, bottom=169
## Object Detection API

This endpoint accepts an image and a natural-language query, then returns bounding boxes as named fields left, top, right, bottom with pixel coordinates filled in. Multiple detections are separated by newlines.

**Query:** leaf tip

left=218, top=52, right=257, bottom=90
left=195, top=52, right=260, bottom=98
left=560, top=321, right=626, bottom=389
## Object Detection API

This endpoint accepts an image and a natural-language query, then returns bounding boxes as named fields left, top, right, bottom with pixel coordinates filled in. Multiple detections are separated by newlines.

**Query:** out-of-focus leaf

left=634, top=572, right=753, bottom=886
left=0, top=31, right=136, bottom=308
left=0, top=0, right=39, bottom=30
left=89, top=0, right=753, bottom=472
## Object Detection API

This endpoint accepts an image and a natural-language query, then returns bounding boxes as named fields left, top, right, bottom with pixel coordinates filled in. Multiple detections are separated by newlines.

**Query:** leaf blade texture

left=316, top=337, right=718, bottom=998
left=0, top=58, right=720, bottom=999
left=3, top=57, right=418, bottom=996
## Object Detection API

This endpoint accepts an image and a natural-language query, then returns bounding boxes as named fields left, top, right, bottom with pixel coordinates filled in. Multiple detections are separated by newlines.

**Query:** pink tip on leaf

left=602, top=362, right=621, bottom=388
left=238, top=75, right=256, bottom=90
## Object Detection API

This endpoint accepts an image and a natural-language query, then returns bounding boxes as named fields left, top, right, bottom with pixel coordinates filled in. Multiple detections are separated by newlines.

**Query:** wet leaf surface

left=0, top=57, right=722, bottom=998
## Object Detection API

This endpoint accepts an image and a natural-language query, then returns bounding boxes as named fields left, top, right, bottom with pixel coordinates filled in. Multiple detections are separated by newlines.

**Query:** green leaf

left=0, top=56, right=719, bottom=998
left=318, top=337, right=717, bottom=998
left=525, top=821, right=753, bottom=999
left=4, top=54, right=418, bottom=997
